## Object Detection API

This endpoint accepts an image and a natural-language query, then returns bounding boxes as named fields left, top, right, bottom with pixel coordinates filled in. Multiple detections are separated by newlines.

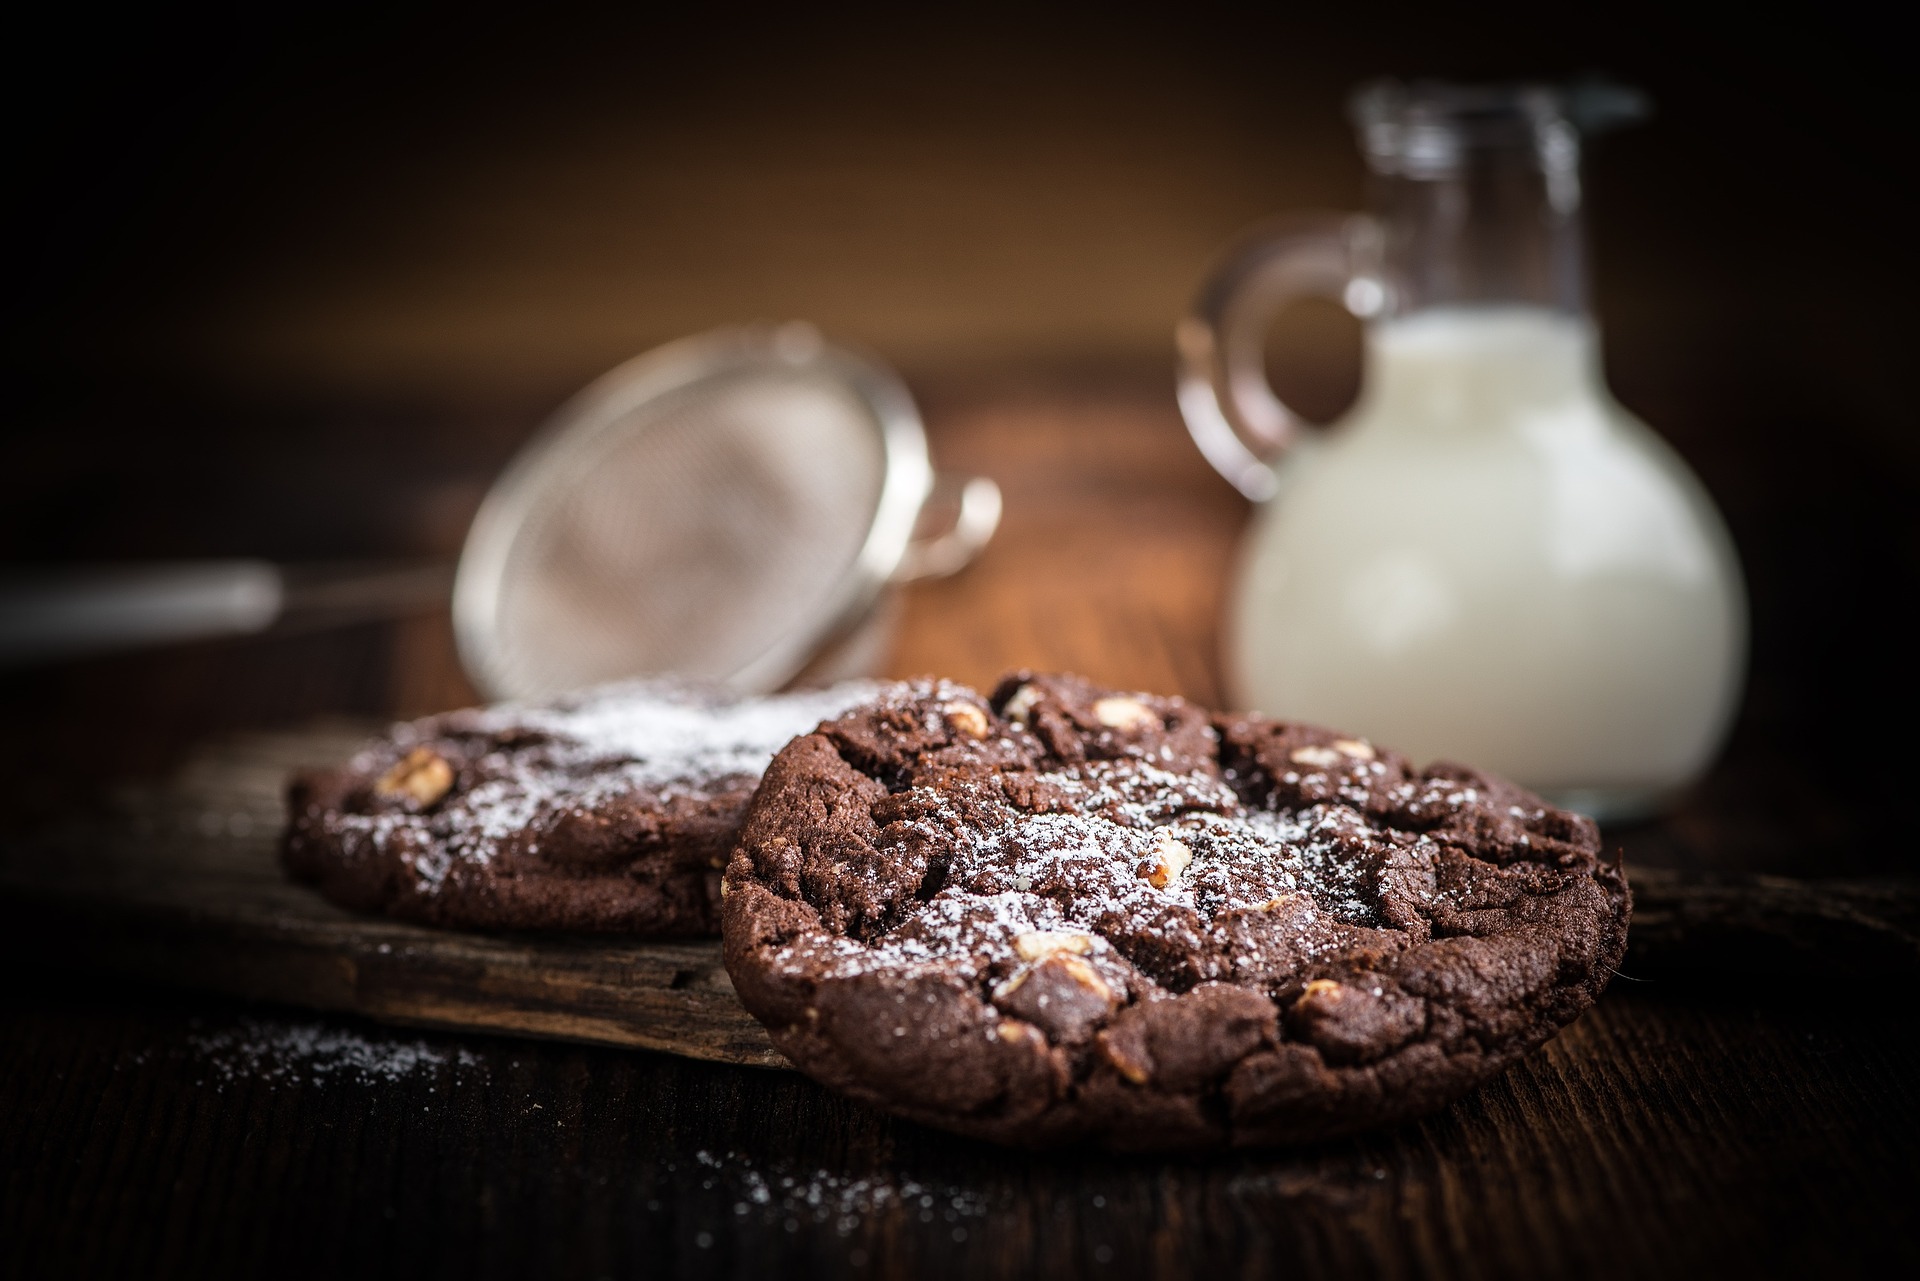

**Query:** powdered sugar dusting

left=857, top=778, right=1405, bottom=977
left=186, top=1017, right=485, bottom=1087
left=324, top=680, right=883, bottom=896
left=803, top=690, right=1481, bottom=992
left=487, top=681, right=883, bottom=788
left=683, top=1148, right=994, bottom=1239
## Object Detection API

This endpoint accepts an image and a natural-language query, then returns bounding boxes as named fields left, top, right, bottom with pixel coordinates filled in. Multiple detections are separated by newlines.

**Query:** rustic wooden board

left=0, top=725, right=782, bottom=1068
left=8, top=724, right=1920, bottom=1076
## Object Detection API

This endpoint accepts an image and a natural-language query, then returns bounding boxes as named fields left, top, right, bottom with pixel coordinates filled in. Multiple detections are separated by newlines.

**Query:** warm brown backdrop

left=8, top=5, right=1912, bottom=427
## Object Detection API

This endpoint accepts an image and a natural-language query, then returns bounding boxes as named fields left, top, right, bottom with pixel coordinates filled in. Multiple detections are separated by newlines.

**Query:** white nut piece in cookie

left=1289, top=745, right=1343, bottom=769
left=1332, top=738, right=1376, bottom=760
left=995, top=1019, right=1041, bottom=1046
left=1098, top=1032, right=1153, bottom=1085
left=1092, top=696, right=1157, bottom=731
left=995, top=952, right=1112, bottom=1003
left=1056, top=953, right=1112, bottom=1000
left=374, top=747, right=454, bottom=806
left=1142, top=830, right=1193, bottom=889
left=1014, top=929, right=1096, bottom=961
left=1002, top=683, right=1042, bottom=724
left=943, top=701, right=990, bottom=739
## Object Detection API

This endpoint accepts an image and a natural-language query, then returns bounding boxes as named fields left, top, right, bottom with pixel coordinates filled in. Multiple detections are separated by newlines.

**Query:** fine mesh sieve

left=454, top=324, right=997, bottom=701
left=0, top=324, right=997, bottom=693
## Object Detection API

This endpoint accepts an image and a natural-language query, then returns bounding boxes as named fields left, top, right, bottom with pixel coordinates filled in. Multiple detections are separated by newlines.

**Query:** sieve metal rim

left=451, top=324, right=932, bottom=700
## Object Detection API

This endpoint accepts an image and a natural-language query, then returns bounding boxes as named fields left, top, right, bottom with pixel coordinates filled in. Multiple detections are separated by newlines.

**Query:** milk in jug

left=1177, top=81, right=1745, bottom=820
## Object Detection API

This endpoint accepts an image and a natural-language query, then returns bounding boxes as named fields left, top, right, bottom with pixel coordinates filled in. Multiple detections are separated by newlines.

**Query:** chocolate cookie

left=722, top=672, right=1630, bottom=1149
left=283, top=681, right=877, bottom=935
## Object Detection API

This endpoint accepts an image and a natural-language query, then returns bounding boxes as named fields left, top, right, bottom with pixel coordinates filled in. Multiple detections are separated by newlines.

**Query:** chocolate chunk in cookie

left=722, top=672, right=1629, bottom=1149
left=283, top=681, right=877, bottom=935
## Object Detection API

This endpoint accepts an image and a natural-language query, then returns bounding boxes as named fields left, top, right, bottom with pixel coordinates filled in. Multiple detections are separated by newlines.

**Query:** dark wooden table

left=4, top=369, right=1917, bottom=1278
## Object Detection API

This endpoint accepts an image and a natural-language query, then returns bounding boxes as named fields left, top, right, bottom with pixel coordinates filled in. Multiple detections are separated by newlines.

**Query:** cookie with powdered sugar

left=721, top=672, right=1629, bottom=1149
left=282, top=681, right=878, bottom=935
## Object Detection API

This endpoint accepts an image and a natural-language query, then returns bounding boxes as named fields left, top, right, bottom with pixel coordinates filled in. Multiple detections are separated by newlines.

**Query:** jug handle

left=1176, top=213, right=1383, bottom=501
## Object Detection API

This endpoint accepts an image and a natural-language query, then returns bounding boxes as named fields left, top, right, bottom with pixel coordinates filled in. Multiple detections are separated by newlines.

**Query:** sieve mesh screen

left=487, top=368, right=886, bottom=698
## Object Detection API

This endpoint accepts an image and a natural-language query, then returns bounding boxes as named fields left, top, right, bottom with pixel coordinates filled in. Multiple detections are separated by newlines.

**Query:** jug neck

left=1353, top=82, right=1589, bottom=319
left=1356, top=308, right=1603, bottom=433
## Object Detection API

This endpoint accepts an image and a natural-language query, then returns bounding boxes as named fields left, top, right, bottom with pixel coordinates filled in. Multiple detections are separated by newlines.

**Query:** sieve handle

left=894, top=474, right=1003, bottom=583
left=0, top=561, right=284, bottom=665
left=0, top=560, right=454, bottom=666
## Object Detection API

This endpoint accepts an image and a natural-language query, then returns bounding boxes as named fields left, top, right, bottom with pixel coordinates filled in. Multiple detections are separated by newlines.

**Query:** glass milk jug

left=1178, top=81, right=1745, bottom=820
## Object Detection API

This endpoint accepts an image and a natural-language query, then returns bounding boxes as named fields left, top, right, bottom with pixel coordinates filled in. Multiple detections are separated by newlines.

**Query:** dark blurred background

left=3, top=2, right=1914, bottom=857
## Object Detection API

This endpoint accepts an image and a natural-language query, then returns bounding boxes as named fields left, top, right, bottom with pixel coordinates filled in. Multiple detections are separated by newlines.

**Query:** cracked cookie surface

left=721, top=672, right=1630, bottom=1148
left=283, top=681, right=877, bottom=935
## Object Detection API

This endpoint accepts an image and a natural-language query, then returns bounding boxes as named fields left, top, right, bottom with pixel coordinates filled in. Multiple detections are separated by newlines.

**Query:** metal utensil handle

left=1176, top=212, right=1383, bottom=502
left=893, top=474, right=1003, bottom=583
left=0, top=561, right=285, bottom=665
left=0, top=560, right=458, bottom=666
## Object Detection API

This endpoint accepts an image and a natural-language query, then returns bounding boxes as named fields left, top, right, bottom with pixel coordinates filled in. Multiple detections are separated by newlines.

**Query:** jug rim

left=1350, top=78, right=1647, bottom=176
